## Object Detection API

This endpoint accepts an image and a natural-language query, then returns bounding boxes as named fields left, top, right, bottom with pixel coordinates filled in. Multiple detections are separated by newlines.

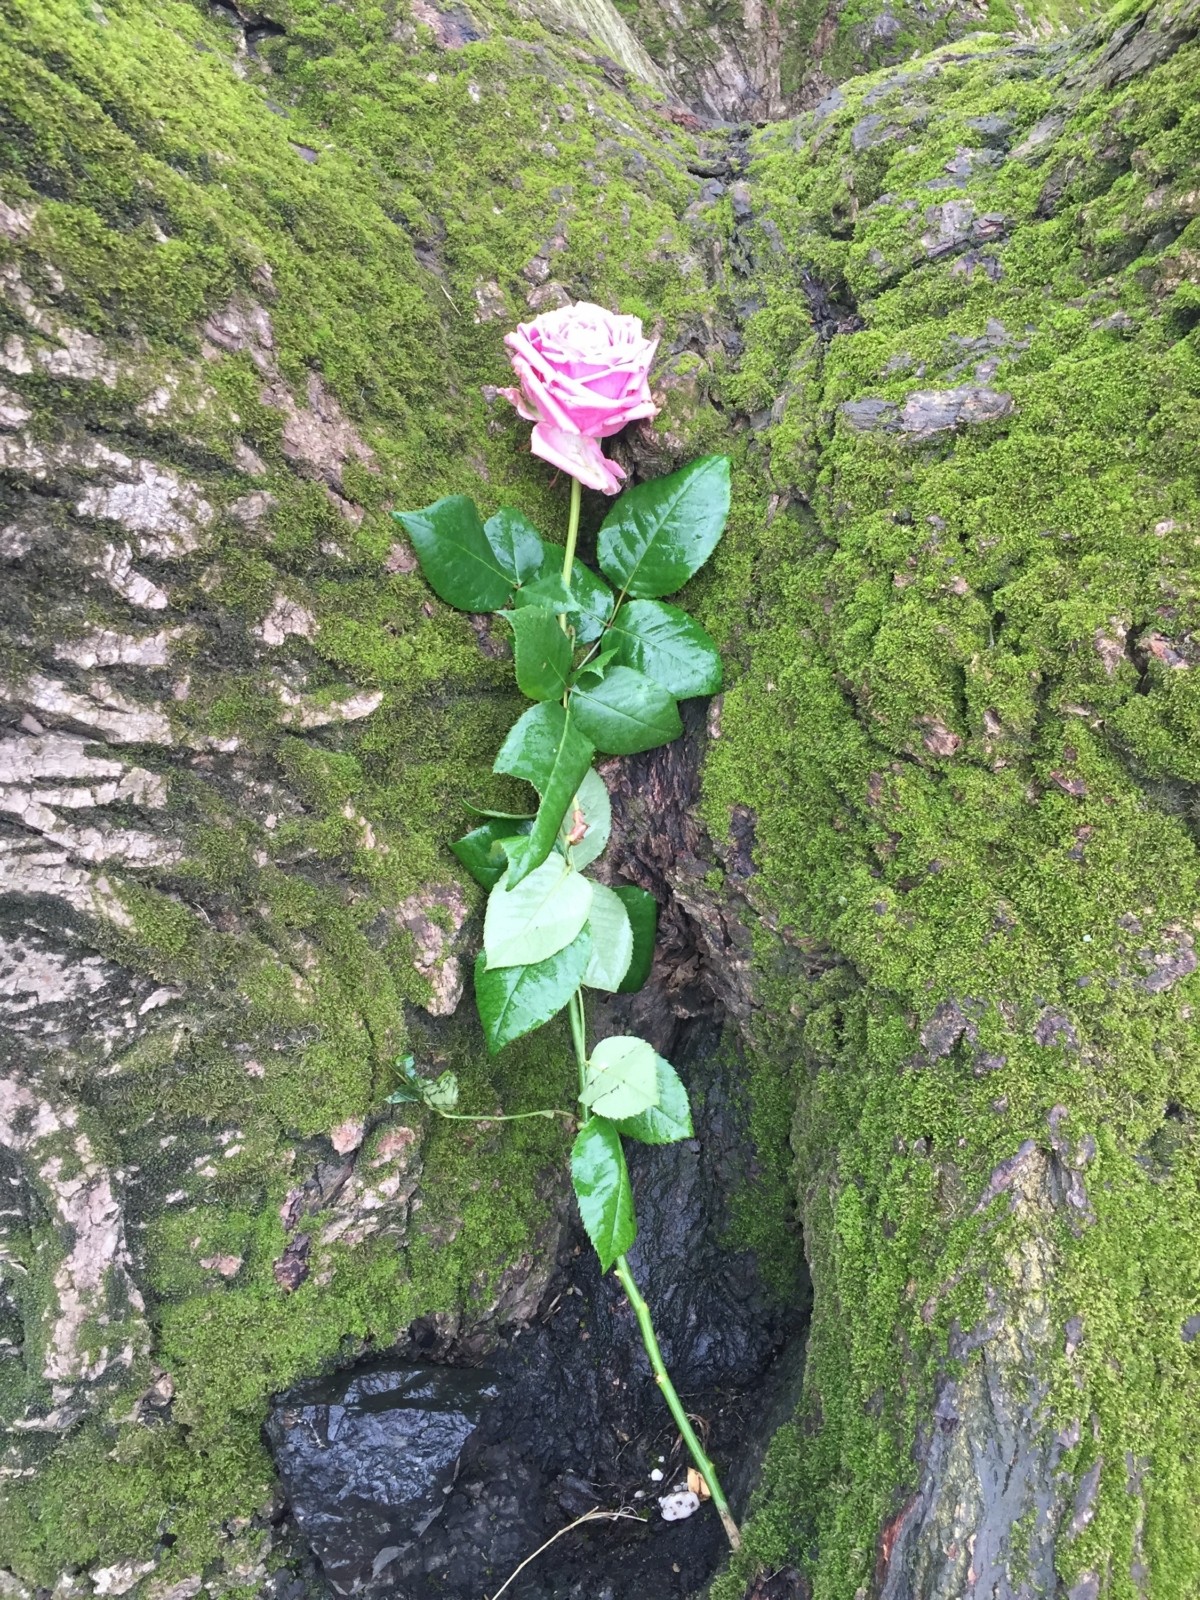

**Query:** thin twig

left=486, top=1507, right=643, bottom=1600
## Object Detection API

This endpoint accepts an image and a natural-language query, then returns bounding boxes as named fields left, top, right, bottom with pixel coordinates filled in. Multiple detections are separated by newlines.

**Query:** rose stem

left=612, top=1253, right=742, bottom=1551
left=565, top=981, right=742, bottom=1551
left=561, top=473, right=583, bottom=588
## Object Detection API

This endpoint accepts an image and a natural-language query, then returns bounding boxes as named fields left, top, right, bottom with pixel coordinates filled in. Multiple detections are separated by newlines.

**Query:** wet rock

left=270, top=371, right=377, bottom=491
left=272, top=1234, right=310, bottom=1292
left=840, top=387, right=1014, bottom=439
left=1011, top=113, right=1064, bottom=160
left=919, top=998, right=970, bottom=1059
left=743, top=1568, right=808, bottom=1600
left=840, top=396, right=896, bottom=432
left=1139, top=935, right=1197, bottom=993
left=410, top=0, right=486, bottom=47
left=526, top=279, right=572, bottom=312
left=1067, top=1457, right=1102, bottom=1537
left=472, top=279, right=509, bottom=323
left=917, top=716, right=962, bottom=756
left=964, top=113, right=1013, bottom=149
left=1034, top=1009, right=1079, bottom=1049
left=266, top=1365, right=499, bottom=1596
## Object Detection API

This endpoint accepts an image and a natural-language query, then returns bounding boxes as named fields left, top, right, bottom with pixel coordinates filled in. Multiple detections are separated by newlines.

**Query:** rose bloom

left=501, top=302, right=659, bottom=494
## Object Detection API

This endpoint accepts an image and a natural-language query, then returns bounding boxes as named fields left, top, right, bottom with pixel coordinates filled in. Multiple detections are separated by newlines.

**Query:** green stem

left=434, top=1107, right=574, bottom=1124
left=568, top=987, right=588, bottom=1095
left=561, top=474, right=582, bottom=588
left=559, top=473, right=583, bottom=668
left=612, top=1253, right=742, bottom=1551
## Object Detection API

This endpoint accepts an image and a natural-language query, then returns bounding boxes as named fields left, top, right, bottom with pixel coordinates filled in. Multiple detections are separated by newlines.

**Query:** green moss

left=0, top=0, right=726, bottom=1581
left=706, top=17, right=1200, bottom=1598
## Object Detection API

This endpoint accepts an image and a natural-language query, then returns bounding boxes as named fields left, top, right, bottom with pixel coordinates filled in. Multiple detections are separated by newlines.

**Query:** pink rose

left=501, top=302, right=659, bottom=494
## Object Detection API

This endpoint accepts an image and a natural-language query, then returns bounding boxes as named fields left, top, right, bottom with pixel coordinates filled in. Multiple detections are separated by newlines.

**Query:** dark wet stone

left=1068, top=1457, right=1102, bottom=1537
left=1181, top=1314, right=1200, bottom=1343
left=973, top=1052, right=1007, bottom=1077
left=809, top=87, right=846, bottom=124
left=1011, top=113, right=1065, bottom=159
left=851, top=113, right=903, bottom=152
left=1034, top=1009, right=1079, bottom=1049
left=922, top=197, right=975, bottom=256
left=951, top=250, right=1004, bottom=282
left=974, top=1140, right=1038, bottom=1212
left=840, top=396, right=898, bottom=431
left=964, top=113, right=1014, bottom=148
left=265, top=1364, right=499, bottom=1596
left=1140, top=937, right=1197, bottom=992
left=841, top=387, right=1014, bottom=438
left=743, top=1567, right=809, bottom=1600
left=272, top=1234, right=310, bottom=1292
left=920, top=999, right=968, bottom=1060
left=900, top=387, right=1013, bottom=435
left=410, top=0, right=486, bottom=47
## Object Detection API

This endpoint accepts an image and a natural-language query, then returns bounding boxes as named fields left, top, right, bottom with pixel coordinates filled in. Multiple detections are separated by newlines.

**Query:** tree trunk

left=2, top=0, right=1199, bottom=1596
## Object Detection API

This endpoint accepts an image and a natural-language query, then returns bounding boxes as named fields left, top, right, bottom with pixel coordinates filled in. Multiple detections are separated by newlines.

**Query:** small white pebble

left=659, top=1490, right=700, bottom=1523
left=649, top=1468, right=663, bottom=1482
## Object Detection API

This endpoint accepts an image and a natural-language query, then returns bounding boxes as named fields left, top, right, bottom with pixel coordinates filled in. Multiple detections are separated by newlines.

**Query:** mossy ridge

left=0, top=0, right=726, bottom=1585
left=612, top=0, right=1092, bottom=121
left=706, top=10, right=1200, bottom=1597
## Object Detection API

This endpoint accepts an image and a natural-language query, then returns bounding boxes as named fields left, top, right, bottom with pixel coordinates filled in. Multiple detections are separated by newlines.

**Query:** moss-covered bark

left=702, top=4, right=1200, bottom=1594
left=0, top=0, right=724, bottom=1585
left=1, top=0, right=1199, bottom=1595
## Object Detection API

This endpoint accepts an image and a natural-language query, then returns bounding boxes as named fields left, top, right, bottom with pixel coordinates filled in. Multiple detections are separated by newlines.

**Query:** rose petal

left=530, top=424, right=626, bottom=494
left=498, top=385, right=539, bottom=423
left=504, top=305, right=658, bottom=442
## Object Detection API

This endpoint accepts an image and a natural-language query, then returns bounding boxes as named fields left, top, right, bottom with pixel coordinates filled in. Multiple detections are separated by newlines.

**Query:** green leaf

left=424, top=1070, right=460, bottom=1111
left=385, top=1085, right=422, bottom=1104
left=463, top=802, right=537, bottom=820
left=563, top=768, right=611, bottom=869
left=451, top=819, right=531, bottom=889
left=571, top=645, right=619, bottom=687
left=580, top=1034, right=659, bottom=1119
left=570, top=666, right=682, bottom=756
left=613, top=885, right=657, bottom=994
left=494, top=703, right=595, bottom=883
left=607, top=600, right=723, bottom=699
left=597, top=456, right=730, bottom=599
left=474, top=928, right=591, bottom=1053
left=385, top=1057, right=462, bottom=1114
left=612, top=1054, right=692, bottom=1145
left=483, top=856, right=592, bottom=969
left=504, top=606, right=573, bottom=701
left=571, top=1116, right=636, bottom=1271
left=567, top=559, right=615, bottom=644
left=514, top=572, right=575, bottom=614
left=582, top=881, right=634, bottom=992
left=484, top=507, right=544, bottom=585
left=396, top=496, right=513, bottom=612
left=385, top=1055, right=423, bottom=1104
left=535, top=542, right=614, bottom=643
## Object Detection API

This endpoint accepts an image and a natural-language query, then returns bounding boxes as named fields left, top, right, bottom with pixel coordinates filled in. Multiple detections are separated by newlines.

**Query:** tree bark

left=2, top=0, right=1200, bottom=1596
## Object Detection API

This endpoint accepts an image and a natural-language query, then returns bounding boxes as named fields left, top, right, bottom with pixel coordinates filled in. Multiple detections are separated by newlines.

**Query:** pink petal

left=497, top=385, right=539, bottom=423
left=530, top=424, right=626, bottom=495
